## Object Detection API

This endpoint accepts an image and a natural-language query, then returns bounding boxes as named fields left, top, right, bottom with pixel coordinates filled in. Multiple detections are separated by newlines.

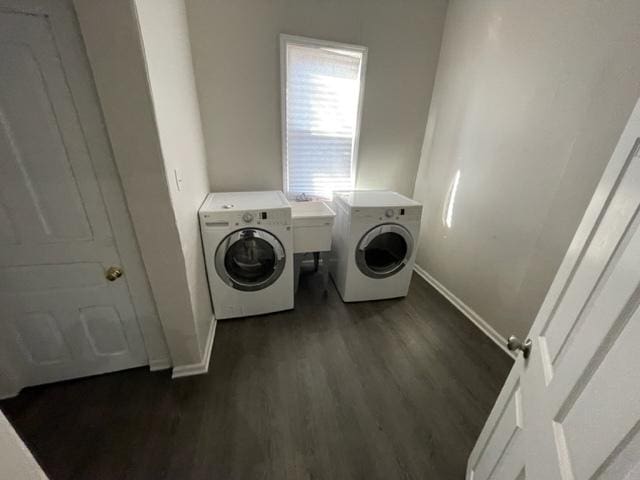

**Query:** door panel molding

left=470, top=381, right=523, bottom=480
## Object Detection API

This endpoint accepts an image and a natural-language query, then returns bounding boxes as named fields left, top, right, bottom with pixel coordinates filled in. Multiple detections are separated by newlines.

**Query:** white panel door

left=0, top=7, right=149, bottom=389
left=467, top=99, right=640, bottom=479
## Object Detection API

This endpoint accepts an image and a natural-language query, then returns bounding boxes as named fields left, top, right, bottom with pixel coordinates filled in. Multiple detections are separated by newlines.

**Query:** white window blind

left=281, top=36, right=366, bottom=199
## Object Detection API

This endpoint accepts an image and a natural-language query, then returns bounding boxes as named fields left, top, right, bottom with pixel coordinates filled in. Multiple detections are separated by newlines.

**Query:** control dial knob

left=242, top=212, right=254, bottom=223
left=385, top=208, right=395, bottom=218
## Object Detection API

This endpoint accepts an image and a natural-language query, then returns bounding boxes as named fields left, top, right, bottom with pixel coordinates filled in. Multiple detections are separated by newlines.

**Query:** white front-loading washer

left=199, top=191, right=293, bottom=319
left=330, top=190, right=422, bottom=302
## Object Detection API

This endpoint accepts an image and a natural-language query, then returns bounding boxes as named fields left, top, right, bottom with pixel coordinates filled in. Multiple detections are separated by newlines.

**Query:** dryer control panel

left=351, top=205, right=422, bottom=222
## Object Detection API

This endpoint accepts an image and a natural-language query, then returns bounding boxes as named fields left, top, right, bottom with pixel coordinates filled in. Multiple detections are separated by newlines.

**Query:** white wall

left=186, top=0, right=448, bottom=197
left=0, top=412, right=47, bottom=479
left=74, top=0, right=212, bottom=368
left=413, top=0, right=640, bottom=340
left=134, top=0, right=213, bottom=358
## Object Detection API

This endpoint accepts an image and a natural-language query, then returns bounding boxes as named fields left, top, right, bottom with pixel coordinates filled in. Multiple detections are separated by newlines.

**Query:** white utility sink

left=291, top=201, right=336, bottom=253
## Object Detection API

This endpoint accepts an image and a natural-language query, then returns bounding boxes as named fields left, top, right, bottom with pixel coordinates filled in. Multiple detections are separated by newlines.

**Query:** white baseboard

left=171, top=317, right=217, bottom=379
left=0, top=372, right=22, bottom=399
left=149, top=357, right=172, bottom=371
left=0, top=389, right=20, bottom=400
left=413, top=264, right=515, bottom=359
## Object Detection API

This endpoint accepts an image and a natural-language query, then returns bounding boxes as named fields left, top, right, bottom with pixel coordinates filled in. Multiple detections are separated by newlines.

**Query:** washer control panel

left=237, top=210, right=290, bottom=226
left=202, top=209, right=291, bottom=228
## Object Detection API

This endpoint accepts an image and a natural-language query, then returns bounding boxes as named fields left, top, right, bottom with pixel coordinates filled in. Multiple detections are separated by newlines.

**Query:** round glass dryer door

left=355, top=224, right=413, bottom=279
left=215, top=229, right=286, bottom=291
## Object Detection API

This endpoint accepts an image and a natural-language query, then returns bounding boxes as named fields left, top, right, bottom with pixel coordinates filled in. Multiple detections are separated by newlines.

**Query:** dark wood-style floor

left=1, top=273, right=512, bottom=480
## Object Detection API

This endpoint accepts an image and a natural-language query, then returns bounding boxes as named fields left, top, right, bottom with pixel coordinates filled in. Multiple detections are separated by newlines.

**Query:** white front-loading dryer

left=199, top=191, right=293, bottom=319
left=330, top=191, right=422, bottom=302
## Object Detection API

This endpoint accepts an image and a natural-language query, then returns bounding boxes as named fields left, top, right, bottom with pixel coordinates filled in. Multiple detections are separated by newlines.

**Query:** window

left=280, top=35, right=367, bottom=199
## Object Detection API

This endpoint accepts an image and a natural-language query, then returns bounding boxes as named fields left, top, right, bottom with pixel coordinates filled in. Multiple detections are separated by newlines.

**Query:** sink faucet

left=295, top=192, right=312, bottom=202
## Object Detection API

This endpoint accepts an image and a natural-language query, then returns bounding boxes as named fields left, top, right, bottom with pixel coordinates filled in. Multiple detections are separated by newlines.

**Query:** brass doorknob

left=507, top=335, right=532, bottom=358
left=105, top=266, right=123, bottom=281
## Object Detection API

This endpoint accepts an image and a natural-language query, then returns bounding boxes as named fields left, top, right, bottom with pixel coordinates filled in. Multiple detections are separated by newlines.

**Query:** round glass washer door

left=355, top=223, right=413, bottom=279
left=215, top=229, right=286, bottom=291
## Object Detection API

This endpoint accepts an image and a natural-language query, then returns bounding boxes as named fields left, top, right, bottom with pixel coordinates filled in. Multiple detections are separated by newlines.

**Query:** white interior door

left=467, top=99, right=640, bottom=479
left=0, top=5, right=152, bottom=391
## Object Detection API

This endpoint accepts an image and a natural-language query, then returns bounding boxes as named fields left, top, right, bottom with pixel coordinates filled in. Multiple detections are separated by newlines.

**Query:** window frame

left=279, top=34, right=368, bottom=200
